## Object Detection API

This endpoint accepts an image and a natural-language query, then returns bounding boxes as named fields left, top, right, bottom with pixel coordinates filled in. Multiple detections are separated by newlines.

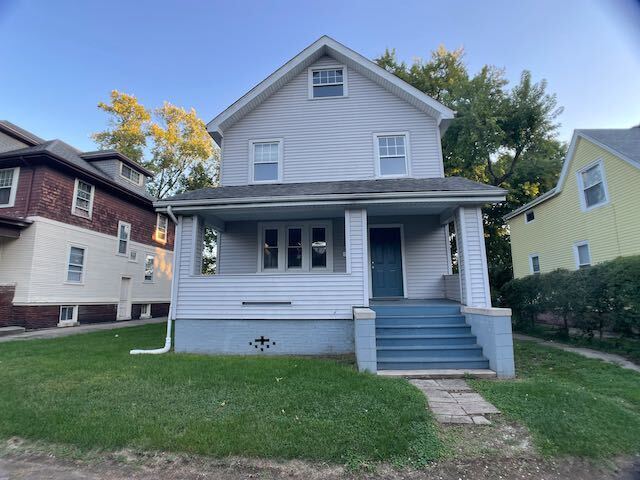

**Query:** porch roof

left=158, top=177, right=505, bottom=208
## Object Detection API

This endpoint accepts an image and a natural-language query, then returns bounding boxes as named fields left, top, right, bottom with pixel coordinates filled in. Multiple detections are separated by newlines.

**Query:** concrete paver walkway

left=514, top=334, right=640, bottom=373
left=0, top=317, right=167, bottom=343
left=410, top=379, right=500, bottom=425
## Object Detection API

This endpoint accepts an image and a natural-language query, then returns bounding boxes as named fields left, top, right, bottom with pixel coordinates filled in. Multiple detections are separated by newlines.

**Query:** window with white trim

left=262, top=227, right=279, bottom=270
left=578, top=162, right=608, bottom=209
left=140, top=303, right=151, bottom=318
left=120, top=162, right=143, bottom=185
left=251, top=140, right=281, bottom=183
left=529, top=254, right=541, bottom=275
left=59, top=305, right=77, bottom=325
left=67, top=246, right=86, bottom=283
left=574, top=241, right=591, bottom=269
left=156, top=213, right=168, bottom=243
left=117, top=221, right=131, bottom=255
left=376, top=134, right=409, bottom=177
left=144, top=254, right=155, bottom=282
left=310, top=67, right=346, bottom=98
left=311, top=226, right=328, bottom=269
left=525, top=210, right=535, bottom=223
left=129, top=249, right=138, bottom=262
left=0, top=167, right=19, bottom=207
left=287, top=227, right=303, bottom=269
left=72, top=179, right=94, bottom=218
left=259, top=222, right=333, bottom=272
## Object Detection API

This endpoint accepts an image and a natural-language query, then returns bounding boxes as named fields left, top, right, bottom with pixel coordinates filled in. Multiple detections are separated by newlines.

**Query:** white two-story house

left=157, top=36, right=515, bottom=377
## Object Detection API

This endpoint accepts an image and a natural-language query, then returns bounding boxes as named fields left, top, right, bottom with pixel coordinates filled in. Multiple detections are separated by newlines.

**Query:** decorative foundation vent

left=249, top=335, right=277, bottom=352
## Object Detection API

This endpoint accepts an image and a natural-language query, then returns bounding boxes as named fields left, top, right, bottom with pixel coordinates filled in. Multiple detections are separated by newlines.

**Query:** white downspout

left=130, top=206, right=180, bottom=355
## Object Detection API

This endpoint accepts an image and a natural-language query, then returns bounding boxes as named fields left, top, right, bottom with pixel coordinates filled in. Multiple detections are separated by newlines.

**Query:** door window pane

left=311, top=227, right=327, bottom=268
left=263, top=228, right=279, bottom=269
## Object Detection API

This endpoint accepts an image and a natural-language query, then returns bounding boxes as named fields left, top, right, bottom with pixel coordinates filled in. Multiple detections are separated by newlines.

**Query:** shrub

left=501, top=255, right=640, bottom=338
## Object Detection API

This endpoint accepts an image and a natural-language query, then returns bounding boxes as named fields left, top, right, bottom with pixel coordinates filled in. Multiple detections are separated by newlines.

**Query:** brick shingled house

left=0, top=120, right=174, bottom=329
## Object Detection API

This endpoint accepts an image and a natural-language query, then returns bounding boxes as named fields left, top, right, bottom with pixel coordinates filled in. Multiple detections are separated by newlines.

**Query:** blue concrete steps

left=371, top=302, right=490, bottom=371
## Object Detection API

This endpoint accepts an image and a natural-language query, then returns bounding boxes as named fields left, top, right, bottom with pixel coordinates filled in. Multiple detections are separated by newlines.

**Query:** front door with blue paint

left=370, top=227, right=404, bottom=297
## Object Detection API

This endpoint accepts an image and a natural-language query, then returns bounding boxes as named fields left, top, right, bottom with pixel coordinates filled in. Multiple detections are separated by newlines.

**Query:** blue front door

left=370, top=227, right=404, bottom=298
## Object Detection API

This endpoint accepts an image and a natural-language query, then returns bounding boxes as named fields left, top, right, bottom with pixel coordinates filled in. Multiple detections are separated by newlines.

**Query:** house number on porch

left=249, top=336, right=276, bottom=352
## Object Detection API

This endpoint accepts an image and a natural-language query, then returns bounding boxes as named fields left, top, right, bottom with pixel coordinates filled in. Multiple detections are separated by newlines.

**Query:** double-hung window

left=117, top=221, right=131, bottom=255
left=67, top=246, right=86, bottom=283
left=529, top=254, right=541, bottom=275
left=262, top=227, right=279, bottom=270
left=309, top=66, right=346, bottom=98
left=156, top=213, right=168, bottom=243
left=144, top=254, right=155, bottom=282
left=375, top=133, right=409, bottom=177
left=578, top=162, right=608, bottom=210
left=72, top=179, right=94, bottom=218
left=574, top=241, right=591, bottom=269
left=250, top=139, right=282, bottom=183
left=0, top=167, right=19, bottom=207
left=120, top=162, right=142, bottom=185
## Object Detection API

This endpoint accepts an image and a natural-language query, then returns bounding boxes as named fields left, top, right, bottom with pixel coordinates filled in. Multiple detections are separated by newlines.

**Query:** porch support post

left=453, top=206, right=491, bottom=308
left=344, top=207, right=369, bottom=307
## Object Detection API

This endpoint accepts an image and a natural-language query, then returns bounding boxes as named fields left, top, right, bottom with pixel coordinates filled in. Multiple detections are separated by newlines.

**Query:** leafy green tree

left=376, top=47, right=566, bottom=293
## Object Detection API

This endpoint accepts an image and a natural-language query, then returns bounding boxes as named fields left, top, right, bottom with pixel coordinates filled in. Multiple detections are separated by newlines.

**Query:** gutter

left=503, top=188, right=558, bottom=221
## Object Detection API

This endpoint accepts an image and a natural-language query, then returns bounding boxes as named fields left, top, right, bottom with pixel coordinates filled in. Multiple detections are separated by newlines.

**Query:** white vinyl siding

left=0, top=167, right=19, bottom=207
left=221, top=56, right=443, bottom=185
left=454, top=207, right=491, bottom=307
left=71, top=179, right=94, bottom=219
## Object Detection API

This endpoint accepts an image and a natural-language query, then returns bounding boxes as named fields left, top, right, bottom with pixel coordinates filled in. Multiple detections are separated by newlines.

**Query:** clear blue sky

left=1, top=0, right=639, bottom=150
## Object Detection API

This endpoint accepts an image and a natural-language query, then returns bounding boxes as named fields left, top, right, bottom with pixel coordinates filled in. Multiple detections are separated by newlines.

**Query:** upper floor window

left=71, top=179, right=94, bottom=219
left=0, top=167, right=19, bottom=208
left=574, top=241, right=591, bottom=269
left=578, top=161, right=608, bottom=210
left=375, top=133, right=409, bottom=177
left=156, top=213, right=168, bottom=244
left=66, top=245, right=86, bottom=283
left=525, top=210, right=535, bottom=223
left=250, top=139, right=282, bottom=183
left=117, top=221, right=131, bottom=255
left=309, top=66, right=347, bottom=98
left=529, top=254, right=541, bottom=275
left=120, top=162, right=143, bottom=186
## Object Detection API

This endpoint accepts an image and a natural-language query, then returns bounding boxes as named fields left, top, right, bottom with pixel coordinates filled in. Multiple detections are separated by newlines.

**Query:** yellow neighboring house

left=505, top=127, right=640, bottom=278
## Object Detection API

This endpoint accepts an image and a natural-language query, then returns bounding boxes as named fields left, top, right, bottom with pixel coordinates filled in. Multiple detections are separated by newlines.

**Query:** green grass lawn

left=0, top=323, right=442, bottom=464
left=472, top=340, right=640, bottom=457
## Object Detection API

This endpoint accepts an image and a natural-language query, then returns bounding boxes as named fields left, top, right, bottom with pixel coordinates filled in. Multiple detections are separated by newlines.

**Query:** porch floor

left=369, top=298, right=460, bottom=306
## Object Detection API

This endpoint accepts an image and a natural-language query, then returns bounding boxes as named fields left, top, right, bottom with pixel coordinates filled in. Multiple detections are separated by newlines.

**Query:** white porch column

left=344, top=207, right=369, bottom=307
left=453, top=206, right=491, bottom=307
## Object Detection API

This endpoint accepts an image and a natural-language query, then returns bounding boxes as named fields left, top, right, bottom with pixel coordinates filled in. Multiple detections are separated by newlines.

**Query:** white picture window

left=309, top=66, right=346, bottom=98
left=117, top=221, right=131, bottom=255
left=525, top=210, right=535, bottom=223
left=578, top=162, right=608, bottom=210
left=251, top=140, right=282, bottom=183
left=574, top=241, right=592, bottom=269
left=529, top=254, right=541, bottom=275
left=72, top=179, right=94, bottom=218
left=0, top=167, right=19, bottom=208
left=144, top=254, right=155, bottom=282
left=120, top=162, right=142, bottom=185
left=59, top=305, right=77, bottom=326
left=67, top=246, right=86, bottom=283
left=375, top=134, right=409, bottom=177
left=156, top=213, right=168, bottom=243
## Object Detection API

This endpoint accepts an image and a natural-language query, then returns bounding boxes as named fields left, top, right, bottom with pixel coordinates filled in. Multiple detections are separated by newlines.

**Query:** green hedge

left=501, top=255, right=640, bottom=338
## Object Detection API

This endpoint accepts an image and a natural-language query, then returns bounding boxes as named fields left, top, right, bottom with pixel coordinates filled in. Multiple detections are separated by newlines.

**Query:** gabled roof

left=504, top=126, right=640, bottom=220
left=81, top=149, right=154, bottom=177
left=207, top=36, right=455, bottom=145
left=158, top=177, right=505, bottom=206
left=0, top=120, right=45, bottom=145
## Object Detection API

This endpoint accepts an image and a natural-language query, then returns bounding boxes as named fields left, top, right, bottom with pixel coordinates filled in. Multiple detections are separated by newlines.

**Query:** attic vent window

left=309, top=66, right=346, bottom=98
left=120, top=162, right=143, bottom=186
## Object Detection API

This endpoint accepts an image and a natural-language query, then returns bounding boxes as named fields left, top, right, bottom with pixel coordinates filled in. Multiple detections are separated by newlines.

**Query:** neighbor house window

left=140, top=303, right=151, bottom=318
left=574, top=241, right=591, bottom=269
left=120, top=162, right=142, bottom=185
left=578, top=162, right=608, bottom=210
left=311, top=226, right=327, bottom=269
left=287, top=227, right=303, bottom=269
left=144, top=254, right=155, bottom=282
left=250, top=140, right=282, bottom=183
left=0, top=167, right=19, bottom=207
left=263, top=228, right=279, bottom=270
left=67, top=246, right=86, bottom=283
left=59, top=305, right=77, bottom=325
left=156, top=213, right=168, bottom=243
left=309, top=67, right=346, bottom=98
left=525, top=210, right=535, bottom=223
left=72, top=179, right=94, bottom=218
left=375, top=133, right=409, bottom=177
left=129, top=250, right=138, bottom=262
left=117, top=221, right=131, bottom=255
left=529, top=254, right=541, bottom=275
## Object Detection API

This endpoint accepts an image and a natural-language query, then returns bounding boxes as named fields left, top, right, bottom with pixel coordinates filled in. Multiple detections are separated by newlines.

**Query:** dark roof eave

left=80, top=150, right=154, bottom=177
